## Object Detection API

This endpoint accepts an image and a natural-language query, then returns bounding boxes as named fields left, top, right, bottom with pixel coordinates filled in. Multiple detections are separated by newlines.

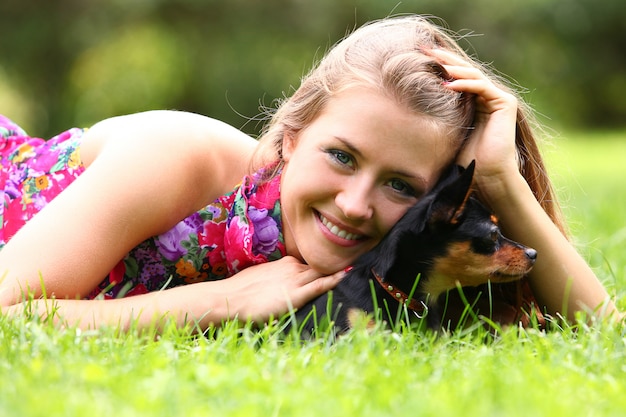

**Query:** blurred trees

left=0, top=0, right=624, bottom=138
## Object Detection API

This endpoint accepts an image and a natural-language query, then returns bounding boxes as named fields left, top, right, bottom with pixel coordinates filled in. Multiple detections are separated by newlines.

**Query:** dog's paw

left=346, top=308, right=377, bottom=332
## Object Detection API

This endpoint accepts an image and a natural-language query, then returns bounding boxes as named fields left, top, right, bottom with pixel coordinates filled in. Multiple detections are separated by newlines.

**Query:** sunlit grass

left=1, top=131, right=625, bottom=417
left=543, top=130, right=626, bottom=305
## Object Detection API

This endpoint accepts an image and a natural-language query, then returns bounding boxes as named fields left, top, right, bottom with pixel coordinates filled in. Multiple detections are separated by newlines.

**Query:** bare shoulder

left=81, top=111, right=256, bottom=161
left=81, top=110, right=258, bottom=209
left=0, top=111, right=259, bottom=304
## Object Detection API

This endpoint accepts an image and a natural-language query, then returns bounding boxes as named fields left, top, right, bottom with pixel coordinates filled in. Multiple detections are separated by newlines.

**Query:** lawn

left=542, top=130, right=626, bottom=305
left=1, top=131, right=625, bottom=417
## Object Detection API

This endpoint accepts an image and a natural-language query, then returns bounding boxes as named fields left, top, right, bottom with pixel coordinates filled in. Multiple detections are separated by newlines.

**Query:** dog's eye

left=474, top=228, right=500, bottom=254
left=474, top=236, right=497, bottom=254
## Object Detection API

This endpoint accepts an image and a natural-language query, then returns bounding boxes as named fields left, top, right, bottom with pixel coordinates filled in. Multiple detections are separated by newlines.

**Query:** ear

left=428, top=160, right=475, bottom=226
left=281, top=131, right=297, bottom=162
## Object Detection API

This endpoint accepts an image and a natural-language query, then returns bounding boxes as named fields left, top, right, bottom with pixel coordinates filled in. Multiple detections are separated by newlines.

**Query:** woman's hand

left=206, top=256, right=345, bottom=324
left=426, top=49, right=618, bottom=321
left=1, top=256, right=345, bottom=331
left=428, top=49, right=521, bottom=202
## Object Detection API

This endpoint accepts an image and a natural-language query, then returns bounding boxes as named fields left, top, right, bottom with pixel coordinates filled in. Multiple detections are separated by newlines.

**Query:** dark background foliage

left=1, top=0, right=624, bottom=138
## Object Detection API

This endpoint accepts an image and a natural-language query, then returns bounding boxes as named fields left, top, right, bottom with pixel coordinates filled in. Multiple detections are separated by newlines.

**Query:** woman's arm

left=0, top=110, right=344, bottom=331
left=430, top=49, right=617, bottom=321
left=478, top=166, right=614, bottom=319
left=0, top=111, right=257, bottom=306
left=3, top=256, right=344, bottom=331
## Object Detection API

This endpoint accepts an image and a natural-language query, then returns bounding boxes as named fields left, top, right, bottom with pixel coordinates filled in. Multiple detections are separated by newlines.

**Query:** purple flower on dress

left=4, top=167, right=27, bottom=200
left=183, top=212, right=204, bottom=233
left=248, top=206, right=279, bottom=256
left=156, top=221, right=194, bottom=262
left=4, top=180, right=20, bottom=200
left=140, top=262, right=167, bottom=287
left=207, top=205, right=221, bottom=218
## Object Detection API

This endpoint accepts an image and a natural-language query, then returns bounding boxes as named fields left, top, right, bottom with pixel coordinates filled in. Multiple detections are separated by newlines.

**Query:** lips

left=318, top=212, right=365, bottom=241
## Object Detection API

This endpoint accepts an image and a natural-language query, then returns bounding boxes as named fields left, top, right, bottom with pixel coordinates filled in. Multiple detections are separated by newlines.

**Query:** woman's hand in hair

left=428, top=48, right=521, bottom=202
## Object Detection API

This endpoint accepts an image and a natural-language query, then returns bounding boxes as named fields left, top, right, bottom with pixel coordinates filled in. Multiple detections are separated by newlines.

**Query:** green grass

left=543, top=130, right=626, bottom=306
left=2, top=131, right=626, bottom=417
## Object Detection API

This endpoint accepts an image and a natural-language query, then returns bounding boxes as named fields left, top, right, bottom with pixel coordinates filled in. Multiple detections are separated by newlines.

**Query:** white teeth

left=319, top=214, right=362, bottom=241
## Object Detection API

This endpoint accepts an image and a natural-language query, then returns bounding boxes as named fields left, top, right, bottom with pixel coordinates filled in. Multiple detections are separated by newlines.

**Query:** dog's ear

left=428, top=160, right=475, bottom=227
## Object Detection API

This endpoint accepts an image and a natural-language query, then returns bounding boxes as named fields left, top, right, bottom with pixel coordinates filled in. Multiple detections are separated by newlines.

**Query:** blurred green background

left=0, top=0, right=624, bottom=138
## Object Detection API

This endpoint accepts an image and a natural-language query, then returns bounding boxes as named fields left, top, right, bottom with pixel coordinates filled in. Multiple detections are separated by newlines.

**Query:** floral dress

left=0, top=115, right=286, bottom=299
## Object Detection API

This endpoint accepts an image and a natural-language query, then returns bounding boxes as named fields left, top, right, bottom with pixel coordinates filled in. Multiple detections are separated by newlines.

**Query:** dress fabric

left=0, top=115, right=285, bottom=299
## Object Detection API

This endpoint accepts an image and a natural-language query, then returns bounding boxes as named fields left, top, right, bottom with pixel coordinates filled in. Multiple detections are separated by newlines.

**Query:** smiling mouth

left=318, top=213, right=365, bottom=241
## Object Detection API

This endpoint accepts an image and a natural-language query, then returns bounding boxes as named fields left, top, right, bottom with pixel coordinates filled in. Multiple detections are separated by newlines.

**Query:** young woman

left=0, top=16, right=616, bottom=331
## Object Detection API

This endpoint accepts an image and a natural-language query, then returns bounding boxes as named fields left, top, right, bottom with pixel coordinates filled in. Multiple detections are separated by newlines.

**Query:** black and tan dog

left=291, top=161, right=538, bottom=335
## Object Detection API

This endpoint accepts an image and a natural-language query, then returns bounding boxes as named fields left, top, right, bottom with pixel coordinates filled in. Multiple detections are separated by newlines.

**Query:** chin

left=304, top=254, right=354, bottom=275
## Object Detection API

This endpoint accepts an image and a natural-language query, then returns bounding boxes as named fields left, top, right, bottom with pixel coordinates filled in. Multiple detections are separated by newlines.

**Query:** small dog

left=291, top=161, right=538, bottom=335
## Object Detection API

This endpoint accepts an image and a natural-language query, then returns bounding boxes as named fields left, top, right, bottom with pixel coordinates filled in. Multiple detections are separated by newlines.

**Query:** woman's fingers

left=425, top=48, right=517, bottom=114
left=297, top=269, right=345, bottom=297
left=442, top=68, right=517, bottom=114
left=424, top=47, right=471, bottom=67
left=423, top=48, right=521, bottom=186
left=284, top=259, right=345, bottom=305
left=223, top=256, right=346, bottom=322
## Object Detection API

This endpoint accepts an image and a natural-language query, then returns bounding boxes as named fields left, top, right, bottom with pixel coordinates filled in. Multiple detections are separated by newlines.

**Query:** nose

left=525, top=248, right=537, bottom=262
left=335, top=179, right=374, bottom=221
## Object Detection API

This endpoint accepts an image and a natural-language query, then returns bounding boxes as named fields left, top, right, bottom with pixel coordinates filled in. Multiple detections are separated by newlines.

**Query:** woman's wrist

left=475, top=167, right=529, bottom=216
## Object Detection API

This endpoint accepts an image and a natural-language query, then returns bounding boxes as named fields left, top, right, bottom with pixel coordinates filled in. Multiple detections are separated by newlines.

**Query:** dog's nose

left=525, top=248, right=537, bottom=261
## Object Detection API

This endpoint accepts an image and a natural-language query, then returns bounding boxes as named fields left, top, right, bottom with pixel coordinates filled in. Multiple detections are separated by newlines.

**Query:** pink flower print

left=199, top=219, right=227, bottom=249
left=206, top=244, right=226, bottom=270
left=224, top=215, right=254, bottom=273
left=0, top=115, right=27, bottom=138
left=49, top=130, right=73, bottom=144
left=248, top=207, right=279, bottom=256
left=249, top=179, right=280, bottom=210
left=156, top=221, right=194, bottom=262
left=109, top=260, right=127, bottom=286
left=32, top=149, right=61, bottom=172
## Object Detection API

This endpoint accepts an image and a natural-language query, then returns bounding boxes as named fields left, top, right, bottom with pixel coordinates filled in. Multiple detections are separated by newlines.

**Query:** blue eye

left=388, top=179, right=415, bottom=196
left=328, top=150, right=354, bottom=167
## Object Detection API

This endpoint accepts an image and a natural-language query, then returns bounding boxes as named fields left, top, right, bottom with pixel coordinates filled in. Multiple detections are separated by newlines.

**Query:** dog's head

left=417, top=161, right=537, bottom=299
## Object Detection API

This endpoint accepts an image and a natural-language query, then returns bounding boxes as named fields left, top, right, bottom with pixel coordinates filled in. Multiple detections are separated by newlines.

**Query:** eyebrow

left=334, top=136, right=429, bottom=191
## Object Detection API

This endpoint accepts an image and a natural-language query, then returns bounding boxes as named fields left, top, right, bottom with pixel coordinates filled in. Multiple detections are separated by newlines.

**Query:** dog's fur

left=291, top=161, right=538, bottom=335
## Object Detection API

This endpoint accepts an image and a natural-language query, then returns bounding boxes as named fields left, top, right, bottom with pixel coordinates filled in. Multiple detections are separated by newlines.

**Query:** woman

left=0, top=16, right=615, bottom=331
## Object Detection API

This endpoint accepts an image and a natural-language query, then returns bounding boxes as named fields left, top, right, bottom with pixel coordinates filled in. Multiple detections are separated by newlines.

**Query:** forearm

left=483, top=171, right=616, bottom=321
left=2, top=257, right=344, bottom=332
left=3, top=283, right=232, bottom=332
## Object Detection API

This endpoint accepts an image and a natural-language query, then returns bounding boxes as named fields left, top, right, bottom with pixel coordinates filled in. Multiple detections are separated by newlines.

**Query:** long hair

left=251, top=15, right=566, bottom=236
left=250, top=15, right=567, bottom=325
left=251, top=16, right=475, bottom=185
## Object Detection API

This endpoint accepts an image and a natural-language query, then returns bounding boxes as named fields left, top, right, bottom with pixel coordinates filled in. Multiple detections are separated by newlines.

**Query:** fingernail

left=343, top=266, right=353, bottom=273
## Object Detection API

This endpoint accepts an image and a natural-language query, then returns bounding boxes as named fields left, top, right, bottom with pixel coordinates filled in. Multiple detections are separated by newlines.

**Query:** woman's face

left=280, top=87, right=457, bottom=274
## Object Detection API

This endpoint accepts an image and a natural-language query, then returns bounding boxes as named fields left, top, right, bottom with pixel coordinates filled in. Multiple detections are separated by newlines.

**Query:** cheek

left=280, top=161, right=325, bottom=220
left=377, top=203, right=413, bottom=235
left=280, top=164, right=301, bottom=212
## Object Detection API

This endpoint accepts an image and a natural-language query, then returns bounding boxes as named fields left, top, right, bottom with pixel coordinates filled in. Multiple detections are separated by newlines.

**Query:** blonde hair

left=250, top=15, right=568, bottom=324
left=252, top=16, right=474, bottom=174
left=252, top=14, right=565, bottom=235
